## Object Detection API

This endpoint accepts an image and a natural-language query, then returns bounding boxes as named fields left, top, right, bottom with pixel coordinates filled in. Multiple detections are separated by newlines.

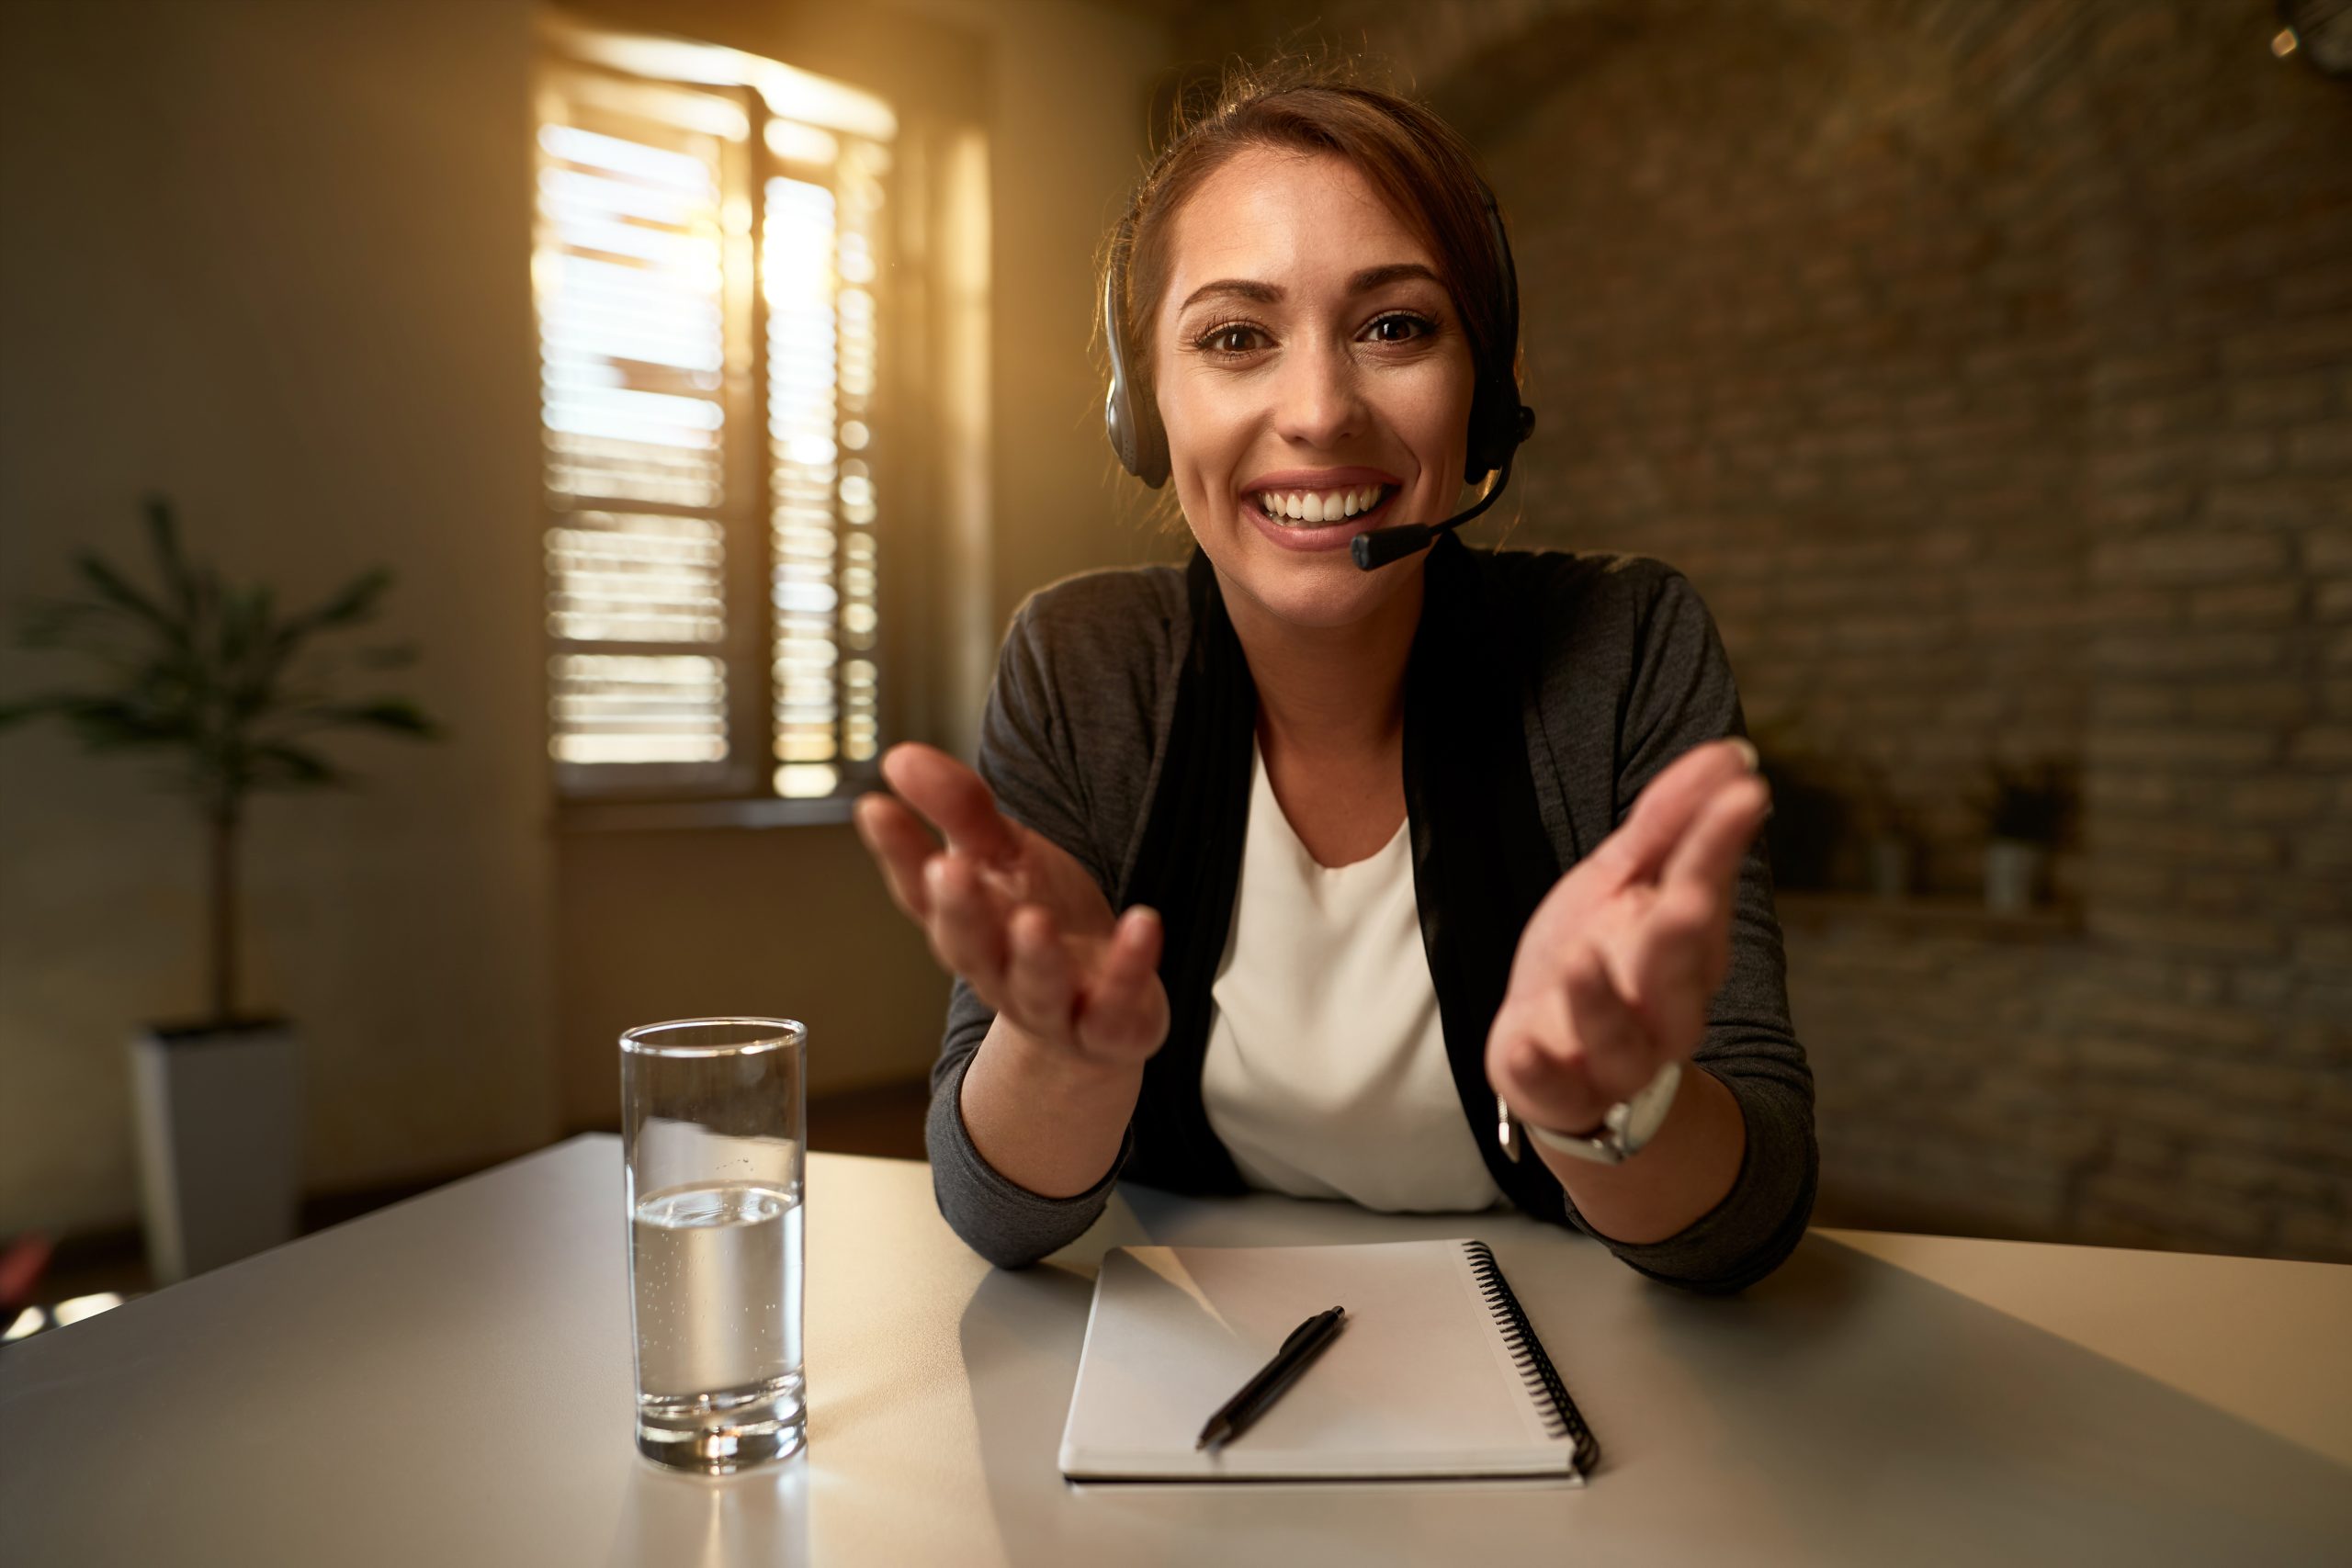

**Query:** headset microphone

left=1347, top=406, right=1534, bottom=571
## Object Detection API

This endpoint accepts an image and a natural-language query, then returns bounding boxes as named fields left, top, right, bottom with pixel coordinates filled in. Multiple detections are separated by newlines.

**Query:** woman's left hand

left=1486, top=738, right=1771, bottom=1137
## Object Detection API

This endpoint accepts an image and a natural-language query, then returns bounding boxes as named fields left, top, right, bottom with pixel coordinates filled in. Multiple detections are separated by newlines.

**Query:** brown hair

left=1101, top=60, right=1520, bottom=467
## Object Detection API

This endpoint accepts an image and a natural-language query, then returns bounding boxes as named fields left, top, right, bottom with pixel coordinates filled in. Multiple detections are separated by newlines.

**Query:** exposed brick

left=1321, top=0, right=2352, bottom=1266
left=2085, top=908, right=2287, bottom=957
left=2287, top=419, right=2352, bottom=471
left=2219, top=313, right=2352, bottom=374
left=2302, top=527, right=2352, bottom=572
left=2093, top=817, right=2283, bottom=869
left=2278, top=1208, right=2352, bottom=1261
left=2291, top=929, right=2352, bottom=970
left=2289, top=727, right=2352, bottom=767
left=2181, top=680, right=2312, bottom=726
left=2205, top=481, right=2339, bottom=531
left=2185, top=583, right=2304, bottom=628
left=2291, top=829, right=2352, bottom=874
left=2220, top=776, right=2333, bottom=822
left=2088, top=725, right=2274, bottom=767
left=2074, top=996, right=2275, bottom=1052
left=2079, top=587, right=2178, bottom=629
left=2091, top=532, right=2289, bottom=584
left=2090, top=632, right=2285, bottom=676
left=2224, top=370, right=2332, bottom=424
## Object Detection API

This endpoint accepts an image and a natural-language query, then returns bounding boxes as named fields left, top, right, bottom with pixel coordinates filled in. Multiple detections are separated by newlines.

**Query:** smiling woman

left=853, top=61, right=1817, bottom=1292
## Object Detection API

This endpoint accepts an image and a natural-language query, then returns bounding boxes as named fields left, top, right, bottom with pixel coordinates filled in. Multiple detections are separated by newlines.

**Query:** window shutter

left=537, top=67, right=753, bottom=789
left=536, top=37, right=893, bottom=804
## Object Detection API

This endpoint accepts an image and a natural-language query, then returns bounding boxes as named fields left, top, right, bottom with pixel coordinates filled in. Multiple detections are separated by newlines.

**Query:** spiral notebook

left=1058, top=1238, right=1599, bottom=1483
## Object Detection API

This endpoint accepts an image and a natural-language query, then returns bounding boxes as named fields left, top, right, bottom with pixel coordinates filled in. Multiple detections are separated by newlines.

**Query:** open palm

left=854, top=742, right=1170, bottom=1068
left=1487, top=738, right=1770, bottom=1135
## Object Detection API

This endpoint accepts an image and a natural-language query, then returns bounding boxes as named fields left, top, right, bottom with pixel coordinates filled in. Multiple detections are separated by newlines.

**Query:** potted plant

left=0, top=496, right=438, bottom=1281
left=1968, top=759, right=2075, bottom=914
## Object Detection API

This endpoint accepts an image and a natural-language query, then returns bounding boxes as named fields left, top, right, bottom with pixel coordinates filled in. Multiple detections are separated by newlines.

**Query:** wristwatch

left=1497, top=1062, right=1683, bottom=1167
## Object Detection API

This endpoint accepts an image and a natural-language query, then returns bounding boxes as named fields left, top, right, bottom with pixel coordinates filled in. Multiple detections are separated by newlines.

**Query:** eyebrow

left=1177, top=262, right=1443, bottom=313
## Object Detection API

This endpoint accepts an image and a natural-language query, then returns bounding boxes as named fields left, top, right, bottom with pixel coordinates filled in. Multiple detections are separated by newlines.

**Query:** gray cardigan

left=923, top=547, right=1817, bottom=1289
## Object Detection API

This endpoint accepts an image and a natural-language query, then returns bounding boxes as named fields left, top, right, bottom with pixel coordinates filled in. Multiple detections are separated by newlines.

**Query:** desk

left=3, top=1135, right=2347, bottom=1566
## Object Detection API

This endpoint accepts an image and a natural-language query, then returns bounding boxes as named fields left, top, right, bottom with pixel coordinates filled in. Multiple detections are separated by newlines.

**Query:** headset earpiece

left=1103, top=216, right=1170, bottom=489
left=1464, top=193, right=1532, bottom=484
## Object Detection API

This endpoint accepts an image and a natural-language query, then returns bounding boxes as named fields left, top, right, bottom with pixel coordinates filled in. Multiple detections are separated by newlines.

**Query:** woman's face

left=1152, top=147, right=1478, bottom=632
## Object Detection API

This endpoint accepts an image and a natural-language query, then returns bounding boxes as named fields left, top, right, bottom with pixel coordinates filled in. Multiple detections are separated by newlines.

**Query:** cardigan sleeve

left=1551, top=563, right=1820, bottom=1293
left=923, top=595, right=1137, bottom=1269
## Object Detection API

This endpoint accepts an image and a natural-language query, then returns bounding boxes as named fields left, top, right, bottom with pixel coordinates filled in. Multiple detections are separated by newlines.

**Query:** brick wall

left=1177, top=0, right=2352, bottom=1260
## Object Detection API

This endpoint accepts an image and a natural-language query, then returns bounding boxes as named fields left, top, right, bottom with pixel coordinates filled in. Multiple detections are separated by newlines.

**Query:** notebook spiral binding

left=1461, top=1240, right=1602, bottom=1475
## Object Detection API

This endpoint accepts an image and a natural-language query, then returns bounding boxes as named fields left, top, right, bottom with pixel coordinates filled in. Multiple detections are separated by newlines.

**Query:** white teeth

left=1254, top=485, right=1391, bottom=524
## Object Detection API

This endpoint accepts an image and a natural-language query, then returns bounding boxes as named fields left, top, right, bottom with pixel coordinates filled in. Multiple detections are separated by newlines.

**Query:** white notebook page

left=1057, top=1239, right=1583, bottom=1482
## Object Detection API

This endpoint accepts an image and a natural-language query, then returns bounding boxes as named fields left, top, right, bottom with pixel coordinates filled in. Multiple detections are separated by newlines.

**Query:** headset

left=1103, top=186, right=1536, bottom=571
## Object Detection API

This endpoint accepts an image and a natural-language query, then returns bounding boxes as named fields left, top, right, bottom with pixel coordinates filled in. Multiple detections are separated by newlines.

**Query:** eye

left=1364, top=311, right=1436, bottom=344
left=1195, top=321, right=1271, bottom=358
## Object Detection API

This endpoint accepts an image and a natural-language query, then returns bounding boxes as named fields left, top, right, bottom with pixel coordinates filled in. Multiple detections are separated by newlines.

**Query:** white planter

left=129, top=1021, right=301, bottom=1283
left=1984, top=839, right=2045, bottom=914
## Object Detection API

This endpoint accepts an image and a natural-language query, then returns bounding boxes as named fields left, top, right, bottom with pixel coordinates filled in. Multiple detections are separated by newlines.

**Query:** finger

left=1074, top=906, right=1167, bottom=1059
left=854, top=793, right=939, bottom=921
left=926, top=853, right=1012, bottom=996
left=1490, top=996, right=1605, bottom=1134
left=1598, top=737, right=1759, bottom=887
left=1659, top=773, right=1770, bottom=908
left=1563, top=942, right=1663, bottom=1104
left=1002, top=905, right=1077, bottom=1038
left=1611, top=882, right=1717, bottom=1058
left=881, top=742, right=1023, bottom=869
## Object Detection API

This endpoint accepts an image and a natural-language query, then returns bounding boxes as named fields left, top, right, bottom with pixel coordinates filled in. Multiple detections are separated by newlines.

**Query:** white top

left=1200, top=739, right=1507, bottom=1213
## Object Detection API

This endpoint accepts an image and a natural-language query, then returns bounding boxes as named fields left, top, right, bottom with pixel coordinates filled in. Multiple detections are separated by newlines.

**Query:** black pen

left=1195, top=1305, right=1348, bottom=1451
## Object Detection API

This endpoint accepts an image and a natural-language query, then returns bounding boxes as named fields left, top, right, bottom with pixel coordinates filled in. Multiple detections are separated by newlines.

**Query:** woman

left=854, top=66, right=1815, bottom=1292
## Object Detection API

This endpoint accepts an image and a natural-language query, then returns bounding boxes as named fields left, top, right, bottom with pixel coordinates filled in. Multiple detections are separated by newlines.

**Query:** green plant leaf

left=2, top=498, right=437, bottom=829
left=143, top=494, right=199, bottom=617
left=54, top=694, right=197, bottom=751
left=249, top=742, right=345, bottom=789
left=0, top=694, right=73, bottom=729
left=332, top=697, right=440, bottom=738
left=305, top=568, right=391, bottom=630
left=71, top=550, right=178, bottom=640
left=355, top=641, right=419, bottom=671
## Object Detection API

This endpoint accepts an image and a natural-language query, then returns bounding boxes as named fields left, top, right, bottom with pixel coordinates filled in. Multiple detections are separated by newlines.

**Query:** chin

left=1216, top=523, right=1424, bottom=631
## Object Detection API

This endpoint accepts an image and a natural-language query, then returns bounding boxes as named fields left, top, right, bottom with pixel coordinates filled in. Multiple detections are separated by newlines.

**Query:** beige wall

left=0, top=0, right=556, bottom=1232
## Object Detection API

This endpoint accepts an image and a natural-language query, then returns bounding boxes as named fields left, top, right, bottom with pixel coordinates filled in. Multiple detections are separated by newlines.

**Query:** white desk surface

left=3, top=1134, right=2347, bottom=1567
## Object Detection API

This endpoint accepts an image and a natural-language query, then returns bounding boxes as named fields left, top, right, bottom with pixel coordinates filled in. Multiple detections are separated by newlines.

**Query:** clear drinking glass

left=621, top=1017, right=808, bottom=1472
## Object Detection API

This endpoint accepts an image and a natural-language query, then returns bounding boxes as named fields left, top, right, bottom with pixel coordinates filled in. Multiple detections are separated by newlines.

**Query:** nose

left=1268, top=333, right=1363, bottom=451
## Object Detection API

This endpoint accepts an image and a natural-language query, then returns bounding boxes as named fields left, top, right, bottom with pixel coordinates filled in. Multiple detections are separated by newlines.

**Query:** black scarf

left=1117, top=531, right=1573, bottom=1224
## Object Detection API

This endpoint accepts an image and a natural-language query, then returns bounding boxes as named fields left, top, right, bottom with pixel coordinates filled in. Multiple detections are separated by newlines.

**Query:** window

left=534, top=17, right=894, bottom=805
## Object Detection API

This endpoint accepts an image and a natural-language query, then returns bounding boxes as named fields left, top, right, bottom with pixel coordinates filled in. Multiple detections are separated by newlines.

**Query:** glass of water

left=621, top=1017, right=808, bottom=1472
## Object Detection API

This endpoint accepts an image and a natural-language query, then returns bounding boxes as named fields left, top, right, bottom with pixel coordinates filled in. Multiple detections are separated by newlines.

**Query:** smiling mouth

left=1250, top=483, right=1397, bottom=525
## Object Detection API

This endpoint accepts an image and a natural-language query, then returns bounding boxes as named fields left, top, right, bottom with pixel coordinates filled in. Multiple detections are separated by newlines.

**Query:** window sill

left=557, top=795, right=859, bottom=834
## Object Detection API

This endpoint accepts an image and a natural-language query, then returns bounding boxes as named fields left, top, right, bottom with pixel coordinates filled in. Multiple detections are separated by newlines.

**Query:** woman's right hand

left=854, top=741, right=1170, bottom=1072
